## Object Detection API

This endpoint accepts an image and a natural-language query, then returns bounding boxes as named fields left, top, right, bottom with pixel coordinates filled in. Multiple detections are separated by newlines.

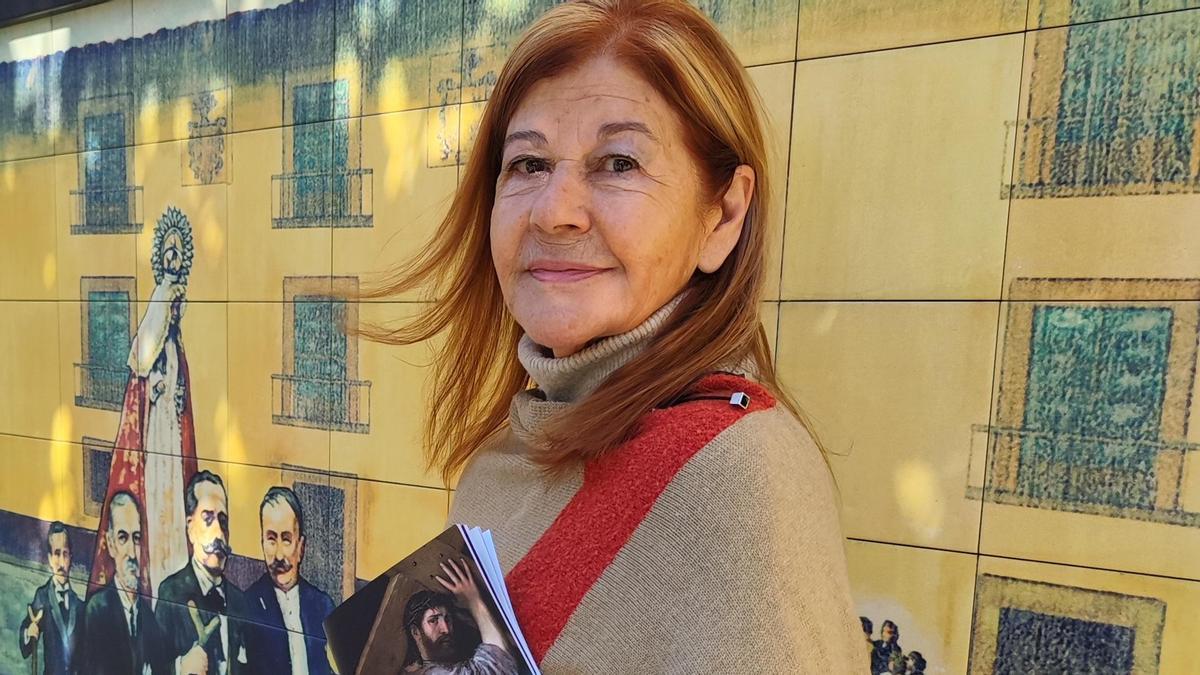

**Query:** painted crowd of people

left=18, top=473, right=334, bottom=675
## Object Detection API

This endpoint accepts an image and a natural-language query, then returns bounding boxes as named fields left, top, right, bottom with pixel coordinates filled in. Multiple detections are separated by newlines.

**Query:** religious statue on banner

left=88, top=206, right=200, bottom=600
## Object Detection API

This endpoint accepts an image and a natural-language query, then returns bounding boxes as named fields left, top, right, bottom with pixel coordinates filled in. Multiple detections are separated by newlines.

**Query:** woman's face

left=491, top=56, right=742, bottom=357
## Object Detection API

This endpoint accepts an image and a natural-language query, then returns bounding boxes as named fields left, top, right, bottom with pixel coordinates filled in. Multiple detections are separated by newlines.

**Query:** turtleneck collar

left=517, top=292, right=687, bottom=404
left=507, top=292, right=687, bottom=452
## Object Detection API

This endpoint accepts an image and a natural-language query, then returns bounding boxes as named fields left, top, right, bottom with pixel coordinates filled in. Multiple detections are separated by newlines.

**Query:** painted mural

left=1, top=0, right=1200, bottom=674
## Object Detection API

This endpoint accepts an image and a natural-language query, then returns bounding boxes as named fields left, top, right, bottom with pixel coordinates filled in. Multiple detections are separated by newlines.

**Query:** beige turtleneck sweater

left=449, top=295, right=864, bottom=673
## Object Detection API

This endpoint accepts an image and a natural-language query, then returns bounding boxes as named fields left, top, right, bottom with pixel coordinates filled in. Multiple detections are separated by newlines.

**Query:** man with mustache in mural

left=244, top=486, right=336, bottom=674
left=155, top=470, right=252, bottom=675
left=18, top=521, right=81, bottom=675
left=79, top=492, right=170, bottom=674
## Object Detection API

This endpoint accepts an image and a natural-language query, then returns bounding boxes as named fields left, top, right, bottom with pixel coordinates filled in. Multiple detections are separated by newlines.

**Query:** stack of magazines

left=324, top=525, right=541, bottom=675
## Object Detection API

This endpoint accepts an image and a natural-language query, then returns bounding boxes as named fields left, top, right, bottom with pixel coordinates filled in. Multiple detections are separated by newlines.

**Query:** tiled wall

left=1, top=0, right=1199, bottom=673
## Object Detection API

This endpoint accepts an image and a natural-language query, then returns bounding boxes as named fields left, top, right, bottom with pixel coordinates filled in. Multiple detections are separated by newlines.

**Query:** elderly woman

left=365, top=0, right=861, bottom=671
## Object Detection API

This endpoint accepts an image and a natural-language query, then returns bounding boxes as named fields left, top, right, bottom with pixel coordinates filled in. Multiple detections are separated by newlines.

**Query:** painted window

left=292, top=81, right=350, bottom=219
left=293, top=296, right=349, bottom=426
left=995, top=607, right=1135, bottom=674
left=78, top=287, right=133, bottom=410
left=1021, top=306, right=1172, bottom=509
left=82, top=112, right=130, bottom=230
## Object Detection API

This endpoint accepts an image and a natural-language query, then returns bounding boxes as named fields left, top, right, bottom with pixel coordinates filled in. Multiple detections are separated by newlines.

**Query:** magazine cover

left=324, top=525, right=536, bottom=675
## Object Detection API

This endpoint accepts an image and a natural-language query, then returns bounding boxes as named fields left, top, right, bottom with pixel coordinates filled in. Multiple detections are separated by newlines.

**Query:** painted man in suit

left=79, top=492, right=169, bottom=674
left=245, top=486, right=335, bottom=675
left=18, top=521, right=81, bottom=674
left=155, top=470, right=250, bottom=674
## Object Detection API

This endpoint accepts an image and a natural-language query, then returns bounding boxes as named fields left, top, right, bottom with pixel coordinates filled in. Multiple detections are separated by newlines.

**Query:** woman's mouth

left=528, top=260, right=609, bottom=281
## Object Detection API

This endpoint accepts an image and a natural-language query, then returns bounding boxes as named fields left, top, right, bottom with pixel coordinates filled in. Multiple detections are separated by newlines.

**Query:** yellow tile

left=330, top=302, right=441, bottom=488
left=335, top=0, right=463, bottom=116
left=776, top=301, right=999, bottom=552
left=0, top=434, right=85, bottom=534
left=54, top=152, right=138, bottom=301
left=846, top=540, right=976, bottom=674
left=977, top=298, right=1200, bottom=580
left=1027, top=0, right=1200, bottom=28
left=797, top=0, right=1026, bottom=59
left=693, top=0, right=799, bottom=66
left=972, top=556, right=1200, bottom=674
left=747, top=62, right=794, bottom=302
left=1002, top=23, right=1200, bottom=295
left=226, top=125, right=332, bottom=301
left=356, top=478, right=447, bottom=580
left=227, top=301, right=331, bottom=471
left=55, top=299, right=131, bottom=449
left=225, top=5, right=335, bottom=134
left=135, top=139, right=229, bottom=302
left=332, top=109, right=457, bottom=299
left=49, top=0, right=133, bottom=52
left=761, top=300, right=779, bottom=359
left=784, top=36, right=1023, bottom=300
left=0, top=157, right=58, bottom=300
left=0, top=16, right=54, bottom=62
left=132, top=0, right=224, bottom=35
left=0, top=301, right=62, bottom=441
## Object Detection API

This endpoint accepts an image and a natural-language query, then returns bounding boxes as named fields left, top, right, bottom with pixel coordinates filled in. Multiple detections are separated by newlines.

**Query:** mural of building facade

left=1, top=0, right=1199, bottom=673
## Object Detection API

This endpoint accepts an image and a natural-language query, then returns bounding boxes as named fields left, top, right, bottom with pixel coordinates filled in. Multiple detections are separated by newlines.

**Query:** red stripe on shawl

left=504, top=374, right=775, bottom=662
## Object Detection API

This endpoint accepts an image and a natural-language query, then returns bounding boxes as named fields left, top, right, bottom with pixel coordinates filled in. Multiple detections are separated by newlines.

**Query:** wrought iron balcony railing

left=74, top=362, right=129, bottom=411
left=271, top=373, right=371, bottom=434
left=966, top=423, right=1200, bottom=527
left=271, top=168, right=374, bottom=229
left=1002, top=110, right=1200, bottom=199
left=69, top=185, right=144, bottom=234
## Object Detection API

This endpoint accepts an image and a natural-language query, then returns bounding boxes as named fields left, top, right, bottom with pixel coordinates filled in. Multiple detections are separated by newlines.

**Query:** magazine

left=324, top=525, right=541, bottom=675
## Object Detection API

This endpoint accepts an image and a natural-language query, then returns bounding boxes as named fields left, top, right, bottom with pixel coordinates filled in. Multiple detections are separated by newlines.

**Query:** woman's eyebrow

left=597, top=121, right=659, bottom=145
left=502, top=129, right=547, bottom=151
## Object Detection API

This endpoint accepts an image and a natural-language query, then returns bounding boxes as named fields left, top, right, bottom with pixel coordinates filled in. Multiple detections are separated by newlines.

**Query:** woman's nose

left=529, top=162, right=591, bottom=235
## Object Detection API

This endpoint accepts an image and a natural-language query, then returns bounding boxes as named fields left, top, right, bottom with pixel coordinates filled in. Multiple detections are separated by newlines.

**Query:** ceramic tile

left=1028, top=0, right=1200, bottom=29
left=0, top=157, right=58, bottom=300
left=49, top=0, right=137, bottom=156
left=775, top=301, right=1000, bottom=552
left=0, top=16, right=54, bottom=62
left=132, top=0, right=225, bottom=36
left=783, top=35, right=1023, bottom=301
left=133, top=138, right=229, bottom=302
left=1002, top=18, right=1200, bottom=296
left=131, top=4, right=230, bottom=146
left=335, top=0, right=463, bottom=117
left=0, top=434, right=87, bottom=572
left=0, top=19, right=55, bottom=161
left=761, top=301, right=779, bottom=358
left=692, top=0, right=799, bottom=66
left=970, top=556, right=1200, bottom=674
left=53, top=150, right=139, bottom=301
left=0, top=557, right=65, bottom=675
left=56, top=298, right=136, bottom=450
left=329, top=302, right=441, bottom=488
left=49, top=0, right=134, bottom=52
left=332, top=108, right=457, bottom=300
left=225, top=0, right=336, bottom=134
left=227, top=301, right=332, bottom=471
left=846, top=540, right=976, bottom=675
left=0, top=302, right=63, bottom=441
left=461, top=0, right=555, bottom=104
left=354, top=477, right=448, bottom=581
left=746, top=62, right=793, bottom=303
left=976, top=298, right=1200, bottom=581
left=797, top=0, right=1027, bottom=59
left=226, top=124, right=332, bottom=302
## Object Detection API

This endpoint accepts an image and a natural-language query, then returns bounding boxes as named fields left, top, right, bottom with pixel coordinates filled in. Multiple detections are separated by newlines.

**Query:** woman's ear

left=697, top=164, right=755, bottom=274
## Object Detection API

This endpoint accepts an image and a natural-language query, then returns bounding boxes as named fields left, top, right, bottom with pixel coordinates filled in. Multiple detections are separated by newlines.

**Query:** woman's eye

left=603, top=155, right=638, bottom=173
left=510, top=157, right=550, bottom=174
